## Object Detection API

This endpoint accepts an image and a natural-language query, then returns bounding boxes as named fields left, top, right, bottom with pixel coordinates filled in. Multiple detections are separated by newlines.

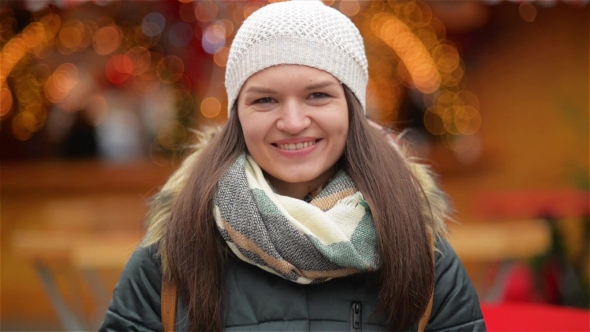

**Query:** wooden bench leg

left=34, top=261, right=87, bottom=331
left=482, top=260, right=515, bottom=302
left=81, top=269, right=112, bottom=329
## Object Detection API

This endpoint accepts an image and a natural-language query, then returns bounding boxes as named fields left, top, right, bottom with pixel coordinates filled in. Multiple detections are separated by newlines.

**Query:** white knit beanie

left=225, top=0, right=369, bottom=114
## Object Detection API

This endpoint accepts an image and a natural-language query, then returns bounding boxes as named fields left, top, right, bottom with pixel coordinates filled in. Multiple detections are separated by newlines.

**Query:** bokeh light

left=1, top=15, right=17, bottom=43
left=340, top=0, right=360, bottom=17
left=200, top=97, right=221, bottom=118
left=374, top=13, right=441, bottom=93
left=156, top=55, right=184, bottom=84
left=93, top=25, right=122, bottom=55
left=433, top=44, right=460, bottom=73
left=202, top=21, right=226, bottom=54
left=0, top=87, right=14, bottom=118
left=195, top=1, right=218, bottom=22
left=519, top=3, right=538, bottom=22
left=21, top=22, right=45, bottom=49
left=21, top=102, right=47, bottom=132
left=142, top=13, right=165, bottom=37
left=12, top=112, right=34, bottom=141
left=105, top=54, right=133, bottom=84
left=213, top=47, right=230, bottom=67
left=57, top=19, right=85, bottom=54
left=44, top=63, right=79, bottom=103
left=157, top=120, right=187, bottom=150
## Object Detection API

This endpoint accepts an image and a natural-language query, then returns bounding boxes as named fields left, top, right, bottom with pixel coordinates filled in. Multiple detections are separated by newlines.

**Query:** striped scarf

left=214, top=154, right=381, bottom=284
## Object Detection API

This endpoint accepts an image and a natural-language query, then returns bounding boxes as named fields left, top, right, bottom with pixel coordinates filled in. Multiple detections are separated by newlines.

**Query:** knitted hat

left=225, top=0, right=369, bottom=114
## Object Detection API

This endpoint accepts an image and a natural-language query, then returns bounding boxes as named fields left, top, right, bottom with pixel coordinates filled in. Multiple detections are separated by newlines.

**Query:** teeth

left=278, top=140, right=316, bottom=151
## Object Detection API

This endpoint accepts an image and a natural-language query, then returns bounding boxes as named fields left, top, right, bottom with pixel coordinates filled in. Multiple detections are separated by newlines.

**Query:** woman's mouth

left=273, top=140, right=319, bottom=151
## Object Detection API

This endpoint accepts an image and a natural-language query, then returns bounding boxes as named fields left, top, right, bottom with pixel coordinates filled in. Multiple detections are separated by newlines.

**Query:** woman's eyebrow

left=244, top=86, right=277, bottom=94
left=304, top=81, right=339, bottom=91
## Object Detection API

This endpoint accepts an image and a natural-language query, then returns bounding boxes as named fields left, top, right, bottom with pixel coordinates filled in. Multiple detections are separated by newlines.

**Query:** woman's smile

left=273, top=139, right=319, bottom=151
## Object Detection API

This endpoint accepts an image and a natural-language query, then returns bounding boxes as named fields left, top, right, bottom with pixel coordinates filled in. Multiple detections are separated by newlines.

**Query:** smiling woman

left=238, top=65, right=348, bottom=199
left=100, top=1, right=485, bottom=332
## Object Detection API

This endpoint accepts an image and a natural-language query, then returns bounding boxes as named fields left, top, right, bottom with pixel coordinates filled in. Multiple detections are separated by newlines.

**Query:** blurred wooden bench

left=11, top=218, right=552, bottom=330
left=12, top=230, right=143, bottom=331
left=448, top=218, right=552, bottom=302
left=447, top=218, right=551, bottom=262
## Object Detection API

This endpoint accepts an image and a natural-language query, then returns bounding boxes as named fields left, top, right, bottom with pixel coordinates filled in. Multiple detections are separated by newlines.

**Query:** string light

left=0, top=0, right=481, bottom=151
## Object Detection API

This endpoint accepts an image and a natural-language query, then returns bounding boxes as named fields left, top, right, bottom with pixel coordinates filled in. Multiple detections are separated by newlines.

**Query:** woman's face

left=237, top=65, right=349, bottom=198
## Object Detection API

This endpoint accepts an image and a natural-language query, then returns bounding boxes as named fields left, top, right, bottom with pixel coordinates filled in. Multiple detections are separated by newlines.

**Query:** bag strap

left=161, top=279, right=177, bottom=332
left=418, top=235, right=437, bottom=332
left=418, top=293, right=434, bottom=332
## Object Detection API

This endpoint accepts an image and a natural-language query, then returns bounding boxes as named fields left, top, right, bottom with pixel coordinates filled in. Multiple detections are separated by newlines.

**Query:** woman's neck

left=265, top=165, right=338, bottom=200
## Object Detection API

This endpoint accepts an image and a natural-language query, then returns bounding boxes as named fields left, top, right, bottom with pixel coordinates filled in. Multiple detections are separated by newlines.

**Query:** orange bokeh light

left=214, top=47, right=230, bottom=67
left=156, top=56, right=184, bottom=84
left=340, top=0, right=360, bottom=17
left=125, top=47, right=151, bottom=76
left=195, top=1, right=218, bottom=22
left=44, top=63, right=79, bottom=103
left=105, top=54, right=134, bottom=84
left=200, top=97, right=221, bottom=119
left=93, top=25, right=122, bottom=55
left=0, top=87, right=14, bottom=118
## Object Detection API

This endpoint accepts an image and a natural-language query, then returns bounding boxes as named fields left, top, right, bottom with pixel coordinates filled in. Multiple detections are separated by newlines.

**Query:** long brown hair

left=164, top=85, right=434, bottom=331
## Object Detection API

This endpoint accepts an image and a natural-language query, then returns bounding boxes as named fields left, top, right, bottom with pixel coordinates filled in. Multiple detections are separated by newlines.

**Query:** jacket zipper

left=350, top=301, right=362, bottom=332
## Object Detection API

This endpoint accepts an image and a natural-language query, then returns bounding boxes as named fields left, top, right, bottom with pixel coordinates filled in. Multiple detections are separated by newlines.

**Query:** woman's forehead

left=243, top=65, right=340, bottom=87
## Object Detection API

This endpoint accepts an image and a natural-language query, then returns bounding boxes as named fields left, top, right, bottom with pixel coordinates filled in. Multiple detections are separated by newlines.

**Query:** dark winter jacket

left=100, top=237, right=485, bottom=331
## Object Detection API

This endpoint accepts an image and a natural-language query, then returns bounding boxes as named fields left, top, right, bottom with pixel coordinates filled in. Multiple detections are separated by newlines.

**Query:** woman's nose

left=276, top=101, right=311, bottom=134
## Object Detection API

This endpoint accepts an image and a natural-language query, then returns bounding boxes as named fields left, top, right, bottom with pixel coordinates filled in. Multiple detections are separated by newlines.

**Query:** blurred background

left=1, top=0, right=588, bottom=330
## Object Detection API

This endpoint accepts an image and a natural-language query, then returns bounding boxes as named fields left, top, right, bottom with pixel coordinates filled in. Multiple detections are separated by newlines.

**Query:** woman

left=100, top=1, right=485, bottom=331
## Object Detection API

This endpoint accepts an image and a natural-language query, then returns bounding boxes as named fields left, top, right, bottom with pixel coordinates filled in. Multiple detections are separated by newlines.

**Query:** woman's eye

left=309, top=92, right=329, bottom=99
left=254, top=97, right=275, bottom=104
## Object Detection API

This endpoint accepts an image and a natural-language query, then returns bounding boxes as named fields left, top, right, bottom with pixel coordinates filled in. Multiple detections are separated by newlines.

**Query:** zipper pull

left=350, top=301, right=362, bottom=332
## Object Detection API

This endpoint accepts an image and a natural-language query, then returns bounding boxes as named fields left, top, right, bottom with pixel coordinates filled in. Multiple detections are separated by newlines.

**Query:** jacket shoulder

left=99, top=245, right=163, bottom=332
left=428, top=237, right=486, bottom=331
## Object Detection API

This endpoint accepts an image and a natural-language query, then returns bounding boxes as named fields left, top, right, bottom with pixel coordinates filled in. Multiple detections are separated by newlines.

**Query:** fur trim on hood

left=142, top=127, right=450, bottom=272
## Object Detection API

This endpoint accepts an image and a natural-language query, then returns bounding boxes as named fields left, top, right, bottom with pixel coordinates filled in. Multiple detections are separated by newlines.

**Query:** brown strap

left=418, top=234, right=436, bottom=332
left=161, top=279, right=177, bottom=332
left=418, top=293, right=434, bottom=332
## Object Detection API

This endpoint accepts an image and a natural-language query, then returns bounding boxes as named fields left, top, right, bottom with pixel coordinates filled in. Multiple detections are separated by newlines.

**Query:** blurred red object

left=501, top=262, right=538, bottom=303
left=481, top=303, right=590, bottom=331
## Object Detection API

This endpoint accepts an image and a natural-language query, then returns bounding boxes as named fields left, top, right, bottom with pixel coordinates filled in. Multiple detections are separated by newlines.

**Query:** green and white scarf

left=214, top=154, right=381, bottom=284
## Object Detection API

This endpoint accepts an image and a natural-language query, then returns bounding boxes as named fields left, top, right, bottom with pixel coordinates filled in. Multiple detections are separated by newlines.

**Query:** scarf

left=214, top=154, right=381, bottom=284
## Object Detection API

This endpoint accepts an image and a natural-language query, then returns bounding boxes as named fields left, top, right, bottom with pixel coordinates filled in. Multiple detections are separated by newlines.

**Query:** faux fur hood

left=142, top=126, right=449, bottom=255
